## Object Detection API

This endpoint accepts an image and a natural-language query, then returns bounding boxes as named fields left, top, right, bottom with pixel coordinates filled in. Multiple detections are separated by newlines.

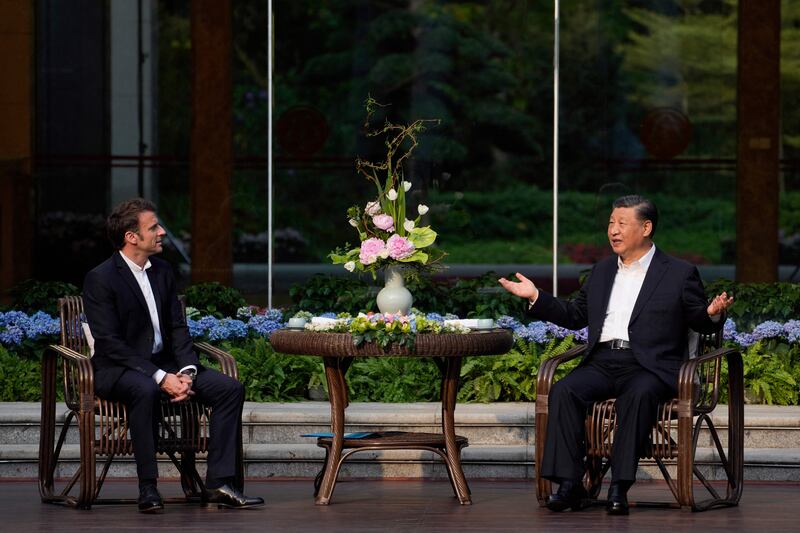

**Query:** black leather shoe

left=546, top=479, right=589, bottom=512
left=138, top=484, right=164, bottom=513
left=204, top=484, right=264, bottom=509
left=606, top=482, right=630, bottom=515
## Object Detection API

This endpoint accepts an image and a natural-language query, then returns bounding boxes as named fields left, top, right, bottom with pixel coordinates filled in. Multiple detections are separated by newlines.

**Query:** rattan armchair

left=534, top=329, right=744, bottom=511
left=39, top=296, right=243, bottom=509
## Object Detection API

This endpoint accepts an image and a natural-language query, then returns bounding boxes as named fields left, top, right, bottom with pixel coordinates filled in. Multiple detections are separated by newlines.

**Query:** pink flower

left=359, top=238, right=386, bottom=265
left=386, top=234, right=415, bottom=260
left=372, top=214, right=394, bottom=232
left=365, top=201, right=381, bottom=216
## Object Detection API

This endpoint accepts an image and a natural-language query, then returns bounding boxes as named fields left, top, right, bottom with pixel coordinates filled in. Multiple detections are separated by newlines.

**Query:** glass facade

left=781, top=0, right=800, bottom=280
left=28, top=1, right=798, bottom=298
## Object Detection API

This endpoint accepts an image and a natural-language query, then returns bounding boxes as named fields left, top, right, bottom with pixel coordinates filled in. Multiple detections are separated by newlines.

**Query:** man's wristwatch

left=182, top=368, right=197, bottom=382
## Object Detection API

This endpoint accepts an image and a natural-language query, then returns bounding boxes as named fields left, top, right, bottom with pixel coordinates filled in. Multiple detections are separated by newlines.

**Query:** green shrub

left=7, top=280, right=79, bottom=315
left=287, top=274, right=374, bottom=316
left=459, top=336, right=579, bottom=402
left=0, top=346, right=45, bottom=401
left=184, top=282, right=247, bottom=318
left=705, top=280, right=800, bottom=330
left=347, top=357, right=441, bottom=402
left=224, top=338, right=323, bottom=402
left=739, top=340, right=800, bottom=405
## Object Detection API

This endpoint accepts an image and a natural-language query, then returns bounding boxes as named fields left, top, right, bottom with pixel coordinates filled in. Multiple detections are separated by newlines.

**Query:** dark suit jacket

left=83, top=252, right=199, bottom=398
left=528, top=248, right=718, bottom=387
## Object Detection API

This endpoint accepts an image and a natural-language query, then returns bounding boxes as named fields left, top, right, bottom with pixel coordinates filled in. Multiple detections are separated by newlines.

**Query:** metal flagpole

left=552, top=0, right=560, bottom=297
left=267, top=0, right=274, bottom=308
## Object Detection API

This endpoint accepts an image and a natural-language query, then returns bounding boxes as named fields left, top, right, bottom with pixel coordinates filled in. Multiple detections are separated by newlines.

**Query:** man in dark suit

left=83, top=198, right=263, bottom=512
left=499, top=195, right=733, bottom=515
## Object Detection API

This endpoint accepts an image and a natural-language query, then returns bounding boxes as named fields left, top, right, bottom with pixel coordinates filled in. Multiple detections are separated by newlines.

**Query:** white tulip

left=417, top=204, right=429, bottom=215
left=387, top=188, right=398, bottom=201
left=348, top=218, right=358, bottom=227
left=344, top=261, right=356, bottom=272
left=404, top=219, right=415, bottom=232
left=403, top=181, right=412, bottom=192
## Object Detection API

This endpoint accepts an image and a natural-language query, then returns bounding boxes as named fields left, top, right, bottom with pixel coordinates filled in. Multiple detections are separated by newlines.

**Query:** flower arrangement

left=329, top=97, right=445, bottom=278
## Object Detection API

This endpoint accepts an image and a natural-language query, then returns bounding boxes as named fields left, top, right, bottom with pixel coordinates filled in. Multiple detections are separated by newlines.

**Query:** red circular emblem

left=639, top=108, right=692, bottom=159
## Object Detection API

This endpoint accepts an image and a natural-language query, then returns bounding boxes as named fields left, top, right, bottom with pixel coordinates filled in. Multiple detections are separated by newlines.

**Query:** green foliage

left=0, top=346, right=45, bottom=401
left=740, top=340, right=800, bottom=405
left=183, top=282, right=247, bottom=318
left=288, top=274, right=374, bottom=316
left=223, top=338, right=323, bottom=402
left=347, top=357, right=440, bottom=402
left=428, top=187, right=752, bottom=264
left=705, top=280, right=800, bottom=331
left=458, top=336, right=578, bottom=402
left=7, top=280, right=79, bottom=315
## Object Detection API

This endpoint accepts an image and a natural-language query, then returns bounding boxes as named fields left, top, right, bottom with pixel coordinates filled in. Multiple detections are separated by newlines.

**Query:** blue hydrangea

left=496, top=315, right=522, bottom=330
left=0, top=325, right=24, bottom=346
left=23, top=311, right=60, bottom=337
left=264, top=308, right=284, bottom=321
left=0, top=311, right=28, bottom=328
left=223, top=319, right=248, bottom=339
left=723, top=318, right=737, bottom=341
left=187, top=318, right=205, bottom=338
left=443, top=313, right=459, bottom=320
left=734, top=332, right=756, bottom=348
left=248, top=315, right=283, bottom=338
left=785, top=320, right=800, bottom=343
left=319, top=312, right=337, bottom=319
left=187, top=316, right=220, bottom=338
left=545, top=322, right=575, bottom=340
left=425, top=312, right=444, bottom=323
left=207, top=323, right=232, bottom=341
left=572, top=327, right=589, bottom=343
left=751, top=320, right=785, bottom=341
left=515, top=321, right=549, bottom=343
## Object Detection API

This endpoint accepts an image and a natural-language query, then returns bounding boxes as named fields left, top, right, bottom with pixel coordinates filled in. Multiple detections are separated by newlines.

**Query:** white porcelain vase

left=376, top=265, right=413, bottom=315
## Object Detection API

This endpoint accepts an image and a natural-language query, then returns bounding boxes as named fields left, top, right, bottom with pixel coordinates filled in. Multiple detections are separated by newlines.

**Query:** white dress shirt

left=599, top=245, right=656, bottom=342
left=119, top=251, right=195, bottom=385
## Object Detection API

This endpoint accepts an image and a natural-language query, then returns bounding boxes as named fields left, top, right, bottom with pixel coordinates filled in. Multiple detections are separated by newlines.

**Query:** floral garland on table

left=329, top=97, right=445, bottom=278
left=301, top=312, right=470, bottom=350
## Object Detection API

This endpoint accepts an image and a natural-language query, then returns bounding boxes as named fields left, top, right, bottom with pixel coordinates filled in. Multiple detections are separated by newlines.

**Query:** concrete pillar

left=190, top=0, right=233, bottom=285
left=736, top=0, right=780, bottom=282
left=0, top=1, right=33, bottom=296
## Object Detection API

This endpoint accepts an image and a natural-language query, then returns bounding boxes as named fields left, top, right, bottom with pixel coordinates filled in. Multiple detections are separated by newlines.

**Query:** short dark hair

left=612, top=195, right=658, bottom=238
left=107, top=198, right=157, bottom=249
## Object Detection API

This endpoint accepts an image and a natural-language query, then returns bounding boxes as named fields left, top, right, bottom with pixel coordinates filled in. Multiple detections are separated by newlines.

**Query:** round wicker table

left=270, top=328, right=514, bottom=505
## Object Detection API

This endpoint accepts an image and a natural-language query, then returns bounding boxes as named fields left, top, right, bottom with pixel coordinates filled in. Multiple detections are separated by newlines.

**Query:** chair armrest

left=193, top=341, right=239, bottom=380
left=677, top=346, right=742, bottom=415
left=42, top=345, right=95, bottom=413
left=536, top=344, right=587, bottom=400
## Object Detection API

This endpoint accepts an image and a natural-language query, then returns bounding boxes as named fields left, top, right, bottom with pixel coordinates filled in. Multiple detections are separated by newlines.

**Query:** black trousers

left=540, top=347, right=676, bottom=483
left=105, top=364, right=244, bottom=482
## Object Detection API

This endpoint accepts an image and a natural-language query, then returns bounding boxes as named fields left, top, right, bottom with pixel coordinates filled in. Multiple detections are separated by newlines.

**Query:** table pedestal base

left=315, top=355, right=472, bottom=505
